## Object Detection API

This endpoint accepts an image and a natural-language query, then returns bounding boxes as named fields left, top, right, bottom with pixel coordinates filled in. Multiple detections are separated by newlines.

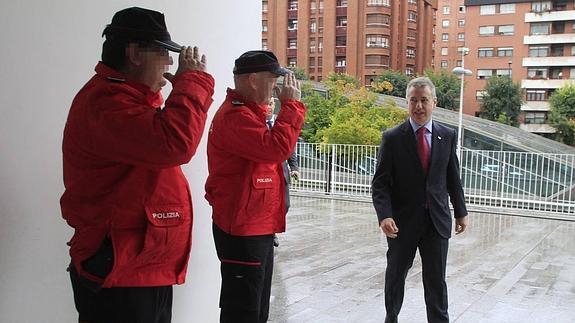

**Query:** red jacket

left=205, top=89, right=306, bottom=236
left=61, top=63, right=214, bottom=287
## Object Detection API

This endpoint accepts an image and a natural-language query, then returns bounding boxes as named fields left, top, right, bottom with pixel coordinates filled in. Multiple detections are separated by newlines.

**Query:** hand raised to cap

left=278, top=72, right=301, bottom=102
left=164, top=46, right=207, bottom=83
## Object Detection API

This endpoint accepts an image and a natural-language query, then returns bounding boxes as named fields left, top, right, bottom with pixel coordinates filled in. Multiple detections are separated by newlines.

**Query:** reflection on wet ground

left=269, top=196, right=575, bottom=323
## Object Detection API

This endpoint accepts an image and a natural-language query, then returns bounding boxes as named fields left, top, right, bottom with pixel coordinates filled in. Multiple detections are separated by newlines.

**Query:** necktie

left=267, top=120, right=273, bottom=129
left=417, top=127, right=430, bottom=174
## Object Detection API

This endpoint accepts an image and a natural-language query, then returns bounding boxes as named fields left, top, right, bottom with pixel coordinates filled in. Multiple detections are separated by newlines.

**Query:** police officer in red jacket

left=205, top=51, right=306, bottom=323
left=61, top=7, right=214, bottom=323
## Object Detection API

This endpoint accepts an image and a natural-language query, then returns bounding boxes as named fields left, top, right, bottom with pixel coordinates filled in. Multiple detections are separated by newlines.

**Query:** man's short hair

left=406, top=76, right=437, bottom=99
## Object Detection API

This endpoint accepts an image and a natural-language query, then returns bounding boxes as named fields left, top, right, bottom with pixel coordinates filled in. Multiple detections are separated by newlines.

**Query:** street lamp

left=452, top=47, right=472, bottom=161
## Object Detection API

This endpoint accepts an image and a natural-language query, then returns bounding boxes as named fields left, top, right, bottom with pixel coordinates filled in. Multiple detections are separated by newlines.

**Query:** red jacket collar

left=226, top=88, right=267, bottom=111
left=95, top=62, right=164, bottom=108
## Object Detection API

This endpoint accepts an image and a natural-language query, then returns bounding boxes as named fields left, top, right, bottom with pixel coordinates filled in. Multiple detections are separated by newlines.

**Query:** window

left=525, top=112, right=546, bottom=124
left=367, top=0, right=390, bottom=6
left=309, top=39, right=316, bottom=53
left=407, top=47, right=416, bottom=58
left=262, top=39, right=267, bottom=50
left=526, top=90, right=546, bottom=101
left=365, top=55, right=389, bottom=66
left=458, top=19, right=465, bottom=27
left=570, top=68, right=575, bottom=79
left=476, top=90, right=486, bottom=101
left=336, top=36, right=347, bottom=47
left=479, top=26, right=495, bottom=36
left=440, top=60, right=448, bottom=68
left=405, top=66, right=415, bottom=76
left=336, top=16, right=347, bottom=27
left=442, top=20, right=450, bottom=28
left=319, top=0, right=324, bottom=10
left=531, top=1, right=552, bottom=13
left=531, top=23, right=550, bottom=35
left=500, top=4, right=515, bottom=14
left=408, top=30, right=416, bottom=40
left=408, top=11, right=417, bottom=22
left=289, top=0, right=298, bottom=10
left=457, top=33, right=465, bottom=41
left=529, top=46, right=549, bottom=57
left=367, top=14, right=390, bottom=26
left=478, top=48, right=494, bottom=57
left=477, top=69, right=493, bottom=79
left=408, top=0, right=416, bottom=4
left=366, top=34, right=389, bottom=48
left=262, top=20, right=268, bottom=32
left=288, top=38, right=297, bottom=49
left=288, top=19, right=298, bottom=30
left=310, top=0, right=316, bottom=11
left=309, top=57, right=316, bottom=67
left=336, top=57, right=346, bottom=67
left=310, top=19, right=317, bottom=33
left=528, top=68, right=548, bottom=79
left=480, top=5, right=496, bottom=15
left=498, top=25, right=514, bottom=36
left=496, top=69, right=511, bottom=77
left=551, top=44, right=564, bottom=57
left=459, top=6, right=466, bottom=13
left=318, top=37, right=323, bottom=53
left=441, top=47, right=448, bottom=56
left=318, top=17, right=324, bottom=33
left=442, top=33, right=449, bottom=41
left=262, top=0, right=268, bottom=12
left=318, top=56, right=323, bottom=67
left=572, top=45, right=575, bottom=56
left=443, top=6, right=450, bottom=14
left=337, top=0, right=347, bottom=6
left=288, top=57, right=297, bottom=67
left=497, top=47, right=513, bottom=57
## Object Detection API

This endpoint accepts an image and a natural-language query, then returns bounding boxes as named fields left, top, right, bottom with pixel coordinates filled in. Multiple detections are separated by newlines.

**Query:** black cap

left=233, top=50, right=289, bottom=76
left=102, top=7, right=181, bottom=52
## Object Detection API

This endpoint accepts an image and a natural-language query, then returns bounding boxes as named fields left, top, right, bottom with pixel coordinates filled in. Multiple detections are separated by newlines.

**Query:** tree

left=548, top=84, right=575, bottom=145
left=287, top=66, right=309, bottom=80
left=424, top=69, right=461, bottom=111
left=318, top=88, right=408, bottom=145
left=326, top=72, right=360, bottom=87
left=479, top=76, right=523, bottom=126
left=373, top=70, right=412, bottom=97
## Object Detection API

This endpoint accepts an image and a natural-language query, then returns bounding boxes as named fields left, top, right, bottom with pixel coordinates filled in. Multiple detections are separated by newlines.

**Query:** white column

left=0, top=1, right=259, bottom=322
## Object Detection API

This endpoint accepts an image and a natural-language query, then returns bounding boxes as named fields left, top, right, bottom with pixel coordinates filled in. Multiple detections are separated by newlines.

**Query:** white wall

left=0, top=1, right=259, bottom=322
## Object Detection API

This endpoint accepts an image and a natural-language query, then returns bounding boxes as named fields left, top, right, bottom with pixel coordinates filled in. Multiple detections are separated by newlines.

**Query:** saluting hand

left=164, top=46, right=207, bottom=83
left=278, top=71, right=301, bottom=102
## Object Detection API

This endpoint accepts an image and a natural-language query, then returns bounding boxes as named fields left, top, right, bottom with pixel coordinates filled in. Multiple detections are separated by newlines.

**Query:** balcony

left=288, top=10, right=298, bottom=19
left=335, top=66, right=346, bottom=74
left=523, top=56, right=575, bottom=67
left=287, top=29, right=297, bottom=38
left=524, top=33, right=575, bottom=45
left=525, top=10, right=575, bottom=23
left=336, top=26, right=347, bottom=36
left=336, top=7, right=347, bottom=15
left=522, top=79, right=575, bottom=89
left=335, top=46, right=346, bottom=55
left=520, top=123, right=556, bottom=133
left=286, top=48, right=297, bottom=57
left=521, top=101, right=551, bottom=111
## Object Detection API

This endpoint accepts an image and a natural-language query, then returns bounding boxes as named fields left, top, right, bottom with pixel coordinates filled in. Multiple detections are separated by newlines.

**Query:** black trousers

left=384, top=212, right=449, bottom=323
left=69, top=266, right=173, bottom=323
left=213, top=223, right=275, bottom=323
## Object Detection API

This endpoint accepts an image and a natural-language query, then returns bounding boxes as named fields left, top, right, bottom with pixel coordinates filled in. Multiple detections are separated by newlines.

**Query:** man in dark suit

left=266, top=101, right=300, bottom=246
left=372, top=76, right=468, bottom=323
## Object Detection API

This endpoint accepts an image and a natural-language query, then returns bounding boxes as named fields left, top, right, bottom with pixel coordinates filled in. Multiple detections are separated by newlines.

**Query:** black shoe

left=273, top=234, right=279, bottom=247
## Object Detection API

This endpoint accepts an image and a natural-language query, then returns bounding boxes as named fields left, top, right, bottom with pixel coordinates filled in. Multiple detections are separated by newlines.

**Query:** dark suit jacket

left=372, top=120, right=467, bottom=239
left=283, top=152, right=299, bottom=185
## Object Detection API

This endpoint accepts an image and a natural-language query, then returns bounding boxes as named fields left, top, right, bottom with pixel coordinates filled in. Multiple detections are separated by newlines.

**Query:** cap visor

left=272, top=66, right=289, bottom=76
left=154, top=40, right=182, bottom=52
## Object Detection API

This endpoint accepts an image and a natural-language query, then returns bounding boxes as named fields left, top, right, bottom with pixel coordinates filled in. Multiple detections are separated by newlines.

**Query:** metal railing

left=292, top=143, right=575, bottom=217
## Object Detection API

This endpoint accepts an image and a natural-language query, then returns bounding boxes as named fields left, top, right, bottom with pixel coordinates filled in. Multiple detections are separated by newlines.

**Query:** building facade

left=463, top=0, right=575, bottom=136
left=434, top=0, right=467, bottom=71
left=262, top=0, right=437, bottom=85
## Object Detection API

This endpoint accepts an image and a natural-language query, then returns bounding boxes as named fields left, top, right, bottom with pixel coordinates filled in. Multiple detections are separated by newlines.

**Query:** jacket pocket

left=137, top=205, right=190, bottom=265
left=243, top=172, right=280, bottom=224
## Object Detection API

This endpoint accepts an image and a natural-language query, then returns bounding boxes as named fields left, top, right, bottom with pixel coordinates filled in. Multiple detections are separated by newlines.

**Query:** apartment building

left=262, top=0, right=437, bottom=85
left=434, top=0, right=467, bottom=71
left=464, top=0, right=575, bottom=136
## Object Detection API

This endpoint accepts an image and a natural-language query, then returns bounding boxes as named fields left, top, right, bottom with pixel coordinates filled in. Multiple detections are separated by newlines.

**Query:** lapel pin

left=437, top=136, right=442, bottom=140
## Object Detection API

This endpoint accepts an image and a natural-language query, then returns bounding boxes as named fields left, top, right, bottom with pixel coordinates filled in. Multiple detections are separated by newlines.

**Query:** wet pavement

left=269, top=196, right=575, bottom=323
